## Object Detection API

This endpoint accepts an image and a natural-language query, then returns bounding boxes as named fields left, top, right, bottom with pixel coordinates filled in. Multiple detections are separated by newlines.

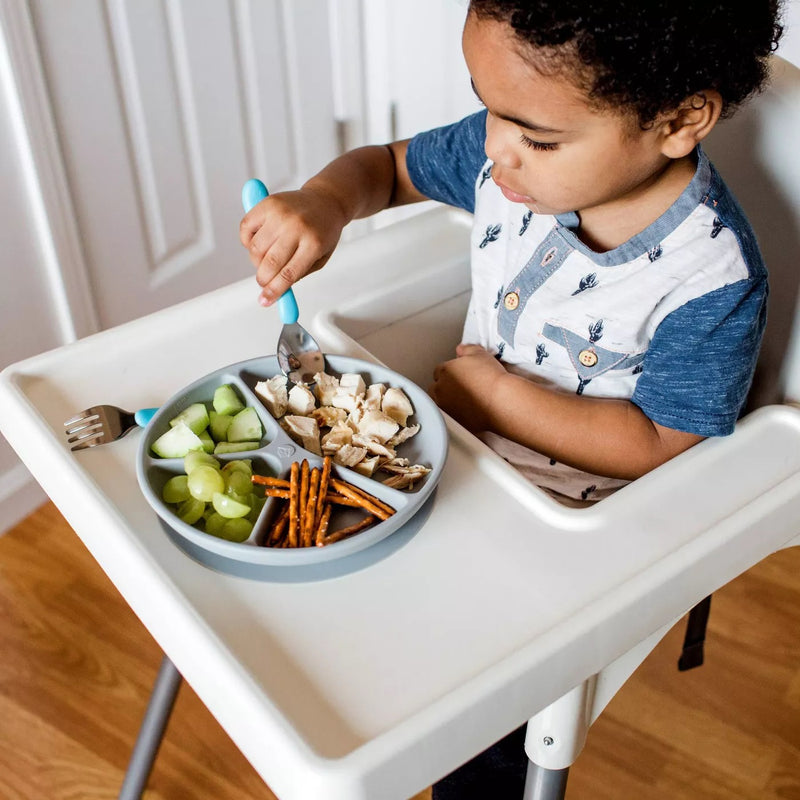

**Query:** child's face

left=462, top=13, right=671, bottom=218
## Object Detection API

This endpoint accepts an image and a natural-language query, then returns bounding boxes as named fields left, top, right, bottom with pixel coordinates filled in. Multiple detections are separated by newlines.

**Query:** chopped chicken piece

left=352, top=433, right=396, bottom=460
left=382, top=387, right=414, bottom=426
left=353, top=455, right=381, bottom=477
left=381, top=463, right=431, bottom=489
left=268, top=368, right=429, bottom=491
left=364, top=383, right=386, bottom=412
left=311, top=406, right=347, bottom=427
left=382, top=462, right=430, bottom=476
left=348, top=405, right=364, bottom=427
left=314, top=372, right=340, bottom=406
left=321, top=422, right=353, bottom=453
left=382, top=473, right=420, bottom=490
left=382, top=457, right=410, bottom=469
left=255, top=375, right=289, bottom=418
left=387, top=424, right=420, bottom=447
left=356, top=410, right=399, bottom=443
left=287, top=383, right=316, bottom=416
left=331, top=373, right=367, bottom=411
left=280, top=415, right=322, bottom=455
left=333, top=443, right=367, bottom=467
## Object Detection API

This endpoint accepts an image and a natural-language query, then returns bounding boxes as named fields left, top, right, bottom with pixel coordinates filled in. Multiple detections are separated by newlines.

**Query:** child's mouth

left=495, top=179, right=534, bottom=204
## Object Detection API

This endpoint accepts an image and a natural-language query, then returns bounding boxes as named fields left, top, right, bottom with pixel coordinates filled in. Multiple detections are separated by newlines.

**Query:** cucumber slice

left=213, top=441, right=260, bottom=454
left=169, top=403, right=210, bottom=435
left=227, top=407, right=262, bottom=443
left=209, top=412, right=233, bottom=443
left=151, top=421, right=205, bottom=459
left=213, top=384, right=245, bottom=416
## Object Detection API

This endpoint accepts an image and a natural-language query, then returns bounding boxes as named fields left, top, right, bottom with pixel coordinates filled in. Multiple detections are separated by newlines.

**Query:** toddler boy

left=241, top=0, right=782, bottom=508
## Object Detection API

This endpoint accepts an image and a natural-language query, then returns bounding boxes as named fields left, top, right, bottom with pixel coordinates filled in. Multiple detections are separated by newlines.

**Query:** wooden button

left=578, top=349, right=598, bottom=367
left=503, top=292, right=519, bottom=310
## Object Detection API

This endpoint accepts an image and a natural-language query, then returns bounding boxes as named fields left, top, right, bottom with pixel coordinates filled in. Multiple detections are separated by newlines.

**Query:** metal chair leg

left=523, top=762, right=570, bottom=800
left=118, top=655, right=182, bottom=800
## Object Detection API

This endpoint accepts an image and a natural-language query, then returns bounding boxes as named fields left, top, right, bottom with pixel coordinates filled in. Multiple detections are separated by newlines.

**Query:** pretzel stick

left=303, top=467, right=320, bottom=547
left=251, top=475, right=290, bottom=488
left=330, top=478, right=394, bottom=520
left=267, top=503, right=290, bottom=547
left=259, top=487, right=365, bottom=509
left=345, top=481, right=396, bottom=516
left=314, top=504, right=332, bottom=547
left=261, top=488, right=290, bottom=499
left=316, top=456, right=332, bottom=527
left=288, top=461, right=299, bottom=548
left=298, top=459, right=310, bottom=544
left=323, top=515, right=376, bottom=544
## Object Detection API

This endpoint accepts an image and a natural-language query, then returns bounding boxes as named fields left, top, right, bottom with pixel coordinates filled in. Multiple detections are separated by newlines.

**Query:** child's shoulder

left=405, top=111, right=488, bottom=213
left=692, top=149, right=766, bottom=281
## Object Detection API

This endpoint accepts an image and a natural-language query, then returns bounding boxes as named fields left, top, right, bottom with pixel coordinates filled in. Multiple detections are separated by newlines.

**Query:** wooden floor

left=1, top=502, right=798, bottom=800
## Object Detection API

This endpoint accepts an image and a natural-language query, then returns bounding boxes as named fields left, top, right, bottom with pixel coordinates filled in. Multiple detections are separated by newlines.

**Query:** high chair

left=520, top=54, right=800, bottom=799
left=0, top=57, right=798, bottom=800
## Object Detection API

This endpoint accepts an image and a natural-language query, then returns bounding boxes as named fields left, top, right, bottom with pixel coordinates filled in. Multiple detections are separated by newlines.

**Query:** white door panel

left=28, top=0, right=338, bottom=329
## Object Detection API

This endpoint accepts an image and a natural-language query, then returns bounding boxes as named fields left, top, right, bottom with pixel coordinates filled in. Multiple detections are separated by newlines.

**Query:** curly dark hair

left=469, top=0, right=784, bottom=125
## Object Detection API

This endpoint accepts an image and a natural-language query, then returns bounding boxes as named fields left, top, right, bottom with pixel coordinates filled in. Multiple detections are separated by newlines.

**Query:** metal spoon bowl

left=242, top=179, right=326, bottom=385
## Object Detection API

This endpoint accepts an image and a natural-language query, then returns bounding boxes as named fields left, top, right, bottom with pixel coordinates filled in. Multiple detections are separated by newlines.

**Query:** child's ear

left=659, top=90, right=723, bottom=159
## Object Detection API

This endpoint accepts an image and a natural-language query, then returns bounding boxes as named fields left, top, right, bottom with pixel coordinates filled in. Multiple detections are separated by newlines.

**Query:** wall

left=0, top=11, right=61, bottom=530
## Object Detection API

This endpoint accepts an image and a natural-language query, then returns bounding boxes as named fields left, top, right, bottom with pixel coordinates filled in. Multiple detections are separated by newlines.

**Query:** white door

left=27, top=0, right=340, bottom=329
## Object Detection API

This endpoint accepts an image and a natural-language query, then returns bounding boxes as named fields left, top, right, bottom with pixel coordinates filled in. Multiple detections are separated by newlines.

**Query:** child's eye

left=519, top=134, right=558, bottom=152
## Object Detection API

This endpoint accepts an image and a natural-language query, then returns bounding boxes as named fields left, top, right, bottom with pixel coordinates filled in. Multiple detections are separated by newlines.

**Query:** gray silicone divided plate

left=136, top=354, right=448, bottom=570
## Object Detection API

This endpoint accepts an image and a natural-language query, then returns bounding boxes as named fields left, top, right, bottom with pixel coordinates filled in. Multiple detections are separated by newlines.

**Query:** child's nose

left=484, top=114, right=522, bottom=169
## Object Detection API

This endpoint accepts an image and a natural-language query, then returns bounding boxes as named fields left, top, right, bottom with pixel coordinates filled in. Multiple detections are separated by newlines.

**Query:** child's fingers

left=239, top=204, right=268, bottom=248
left=254, top=237, right=300, bottom=287
left=257, top=245, right=317, bottom=306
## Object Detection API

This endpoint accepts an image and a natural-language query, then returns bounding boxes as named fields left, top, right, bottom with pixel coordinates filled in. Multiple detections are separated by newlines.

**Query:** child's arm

left=239, top=141, right=425, bottom=306
left=431, top=344, right=704, bottom=480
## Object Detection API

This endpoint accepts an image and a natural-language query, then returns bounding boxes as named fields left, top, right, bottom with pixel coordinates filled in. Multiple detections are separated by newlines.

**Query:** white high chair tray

left=2, top=207, right=799, bottom=800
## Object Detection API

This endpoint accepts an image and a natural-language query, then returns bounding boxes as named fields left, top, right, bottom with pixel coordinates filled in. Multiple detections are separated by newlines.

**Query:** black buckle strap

left=678, top=595, right=712, bottom=671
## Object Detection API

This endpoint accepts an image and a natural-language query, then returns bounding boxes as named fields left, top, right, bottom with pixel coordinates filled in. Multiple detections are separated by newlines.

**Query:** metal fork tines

left=64, top=405, right=139, bottom=451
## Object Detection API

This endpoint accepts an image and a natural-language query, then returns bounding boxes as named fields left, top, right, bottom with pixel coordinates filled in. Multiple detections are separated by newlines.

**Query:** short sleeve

left=405, top=110, right=488, bottom=213
left=631, top=276, right=768, bottom=436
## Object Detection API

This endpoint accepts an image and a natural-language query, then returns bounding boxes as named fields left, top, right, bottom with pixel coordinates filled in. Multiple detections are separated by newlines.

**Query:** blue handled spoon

left=242, top=179, right=325, bottom=385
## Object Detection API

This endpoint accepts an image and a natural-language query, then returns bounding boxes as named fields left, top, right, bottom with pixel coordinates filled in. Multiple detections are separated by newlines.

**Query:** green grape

left=187, top=464, right=225, bottom=502
left=204, top=512, right=228, bottom=537
left=219, top=518, right=253, bottom=542
left=247, top=497, right=265, bottom=524
left=211, top=491, right=250, bottom=519
left=184, top=450, right=220, bottom=474
left=162, top=474, right=190, bottom=504
left=225, top=469, right=252, bottom=497
left=177, top=497, right=205, bottom=525
left=223, top=491, right=250, bottom=506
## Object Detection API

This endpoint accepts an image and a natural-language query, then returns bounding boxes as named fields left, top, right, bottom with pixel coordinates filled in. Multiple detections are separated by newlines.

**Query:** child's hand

left=239, top=186, right=348, bottom=307
left=430, top=343, right=507, bottom=432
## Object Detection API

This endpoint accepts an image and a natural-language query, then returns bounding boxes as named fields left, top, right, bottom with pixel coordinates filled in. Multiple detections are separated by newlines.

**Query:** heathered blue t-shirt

left=406, top=111, right=768, bottom=501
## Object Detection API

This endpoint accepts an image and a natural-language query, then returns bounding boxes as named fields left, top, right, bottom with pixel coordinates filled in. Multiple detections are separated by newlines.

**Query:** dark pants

left=432, top=725, right=529, bottom=800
